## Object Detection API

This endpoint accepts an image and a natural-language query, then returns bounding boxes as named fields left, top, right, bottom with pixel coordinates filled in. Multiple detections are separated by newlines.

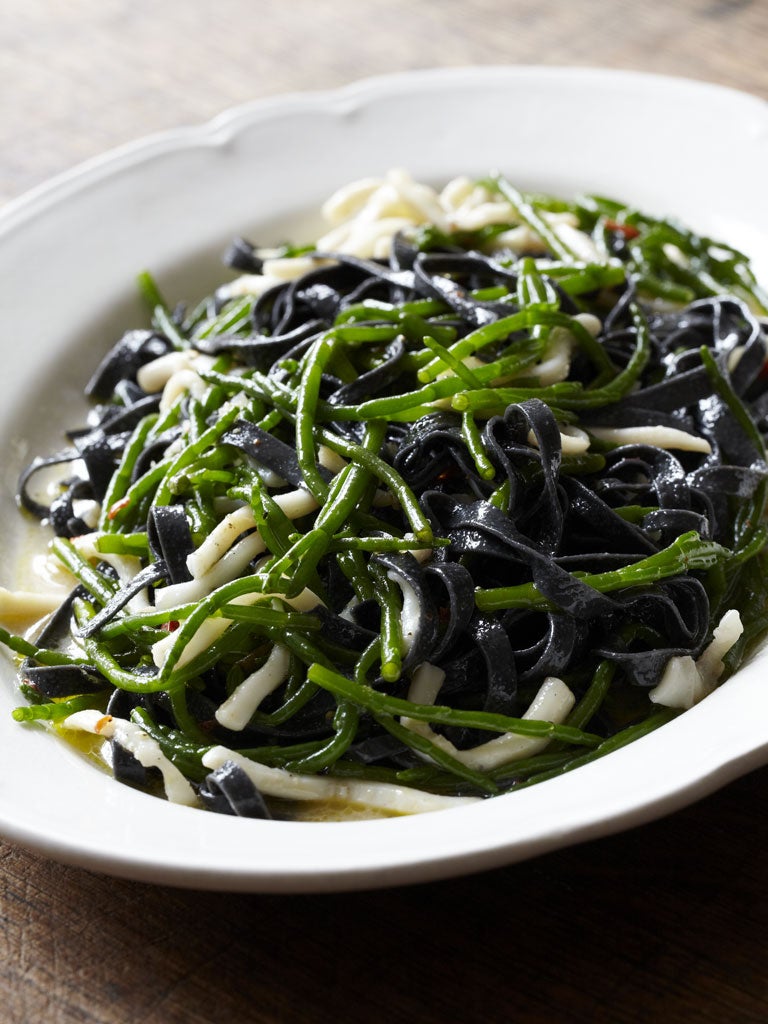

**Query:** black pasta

left=5, top=176, right=768, bottom=819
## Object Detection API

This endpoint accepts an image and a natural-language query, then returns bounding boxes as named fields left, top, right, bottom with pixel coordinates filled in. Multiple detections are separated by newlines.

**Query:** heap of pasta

left=3, top=171, right=767, bottom=819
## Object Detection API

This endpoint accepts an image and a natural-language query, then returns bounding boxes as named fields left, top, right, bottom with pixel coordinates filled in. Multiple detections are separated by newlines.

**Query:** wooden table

left=1, top=2, right=767, bottom=1021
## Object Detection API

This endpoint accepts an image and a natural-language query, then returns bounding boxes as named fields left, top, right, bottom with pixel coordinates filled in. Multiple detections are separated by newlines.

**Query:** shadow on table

left=4, top=766, right=767, bottom=1024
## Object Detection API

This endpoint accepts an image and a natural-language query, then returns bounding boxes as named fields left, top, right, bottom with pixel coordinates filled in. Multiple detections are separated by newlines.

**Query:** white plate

left=1, top=66, right=767, bottom=892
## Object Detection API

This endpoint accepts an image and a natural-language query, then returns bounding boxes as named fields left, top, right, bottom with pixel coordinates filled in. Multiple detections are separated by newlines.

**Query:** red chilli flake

left=107, top=497, right=131, bottom=520
left=605, top=219, right=641, bottom=240
left=161, top=621, right=180, bottom=632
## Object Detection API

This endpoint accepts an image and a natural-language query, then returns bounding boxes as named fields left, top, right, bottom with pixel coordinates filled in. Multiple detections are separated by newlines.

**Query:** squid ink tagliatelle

left=3, top=171, right=768, bottom=820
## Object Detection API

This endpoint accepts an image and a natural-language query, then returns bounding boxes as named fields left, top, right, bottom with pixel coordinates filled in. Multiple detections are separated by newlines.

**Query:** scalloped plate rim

left=0, top=66, right=767, bottom=892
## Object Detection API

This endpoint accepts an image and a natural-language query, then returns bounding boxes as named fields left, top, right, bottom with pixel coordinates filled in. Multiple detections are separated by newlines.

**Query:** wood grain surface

left=1, top=2, right=768, bottom=1022
left=2, top=0, right=768, bottom=205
